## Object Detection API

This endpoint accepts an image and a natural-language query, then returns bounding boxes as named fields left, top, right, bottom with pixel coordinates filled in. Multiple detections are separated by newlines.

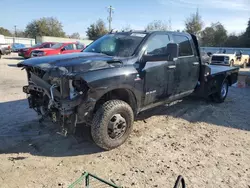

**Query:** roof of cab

left=113, top=30, right=191, bottom=37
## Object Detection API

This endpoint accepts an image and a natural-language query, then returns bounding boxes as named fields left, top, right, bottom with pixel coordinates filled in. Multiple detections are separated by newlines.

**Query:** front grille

left=30, top=67, right=46, bottom=78
left=211, top=56, right=225, bottom=62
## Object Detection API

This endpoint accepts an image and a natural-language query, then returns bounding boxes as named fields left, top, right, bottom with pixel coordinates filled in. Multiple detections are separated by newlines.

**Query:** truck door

left=172, top=34, right=200, bottom=94
left=61, top=44, right=77, bottom=54
left=140, top=33, right=175, bottom=106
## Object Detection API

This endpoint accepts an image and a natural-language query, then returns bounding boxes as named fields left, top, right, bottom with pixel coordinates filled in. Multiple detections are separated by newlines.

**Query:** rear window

left=173, top=35, right=193, bottom=57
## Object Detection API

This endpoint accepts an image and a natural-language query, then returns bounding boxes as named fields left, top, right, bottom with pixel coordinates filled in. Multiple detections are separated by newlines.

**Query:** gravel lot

left=0, top=54, right=249, bottom=188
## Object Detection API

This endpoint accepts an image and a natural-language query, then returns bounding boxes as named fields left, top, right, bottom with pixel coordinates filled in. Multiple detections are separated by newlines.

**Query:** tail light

left=8, top=46, right=10, bottom=49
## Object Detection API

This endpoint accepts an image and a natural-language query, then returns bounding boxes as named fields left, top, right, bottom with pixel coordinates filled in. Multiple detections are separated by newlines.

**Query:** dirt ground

left=0, top=54, right=249, bottom=188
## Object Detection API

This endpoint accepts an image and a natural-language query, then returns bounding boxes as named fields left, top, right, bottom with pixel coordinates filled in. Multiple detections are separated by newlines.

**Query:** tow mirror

left=166, top=43, right=178, bottom=61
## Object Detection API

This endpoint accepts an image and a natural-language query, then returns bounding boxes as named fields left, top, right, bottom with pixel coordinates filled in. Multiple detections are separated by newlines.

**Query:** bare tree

left=145, top=20, right=170, bottom=31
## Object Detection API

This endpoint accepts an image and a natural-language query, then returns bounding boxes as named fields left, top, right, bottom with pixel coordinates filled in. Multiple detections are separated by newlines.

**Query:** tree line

left=184, top=10, right=250, bottom=48
left=0, top=17, right=81, bottom=39
left=0, top=13, right=249, bottom=48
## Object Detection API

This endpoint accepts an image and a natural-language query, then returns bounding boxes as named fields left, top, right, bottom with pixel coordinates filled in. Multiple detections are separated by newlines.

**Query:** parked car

left=18, top=42, right=55, bottom=59
left=30, top=42, right=85, bottom=57
left=18, top=31, right=239, bottom=150
left=211, top=49, right=249, bottom=68
left=0, top=34, right=11, bottom=59
left=11, top=43, right=26, bottom=52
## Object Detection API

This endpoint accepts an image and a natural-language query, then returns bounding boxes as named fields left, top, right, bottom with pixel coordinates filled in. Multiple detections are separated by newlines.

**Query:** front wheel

left=242, top=60, right=247, bottom=68
left=211, top=79, right=229, bottom=103
left=91, top=100, right=134, bottom=150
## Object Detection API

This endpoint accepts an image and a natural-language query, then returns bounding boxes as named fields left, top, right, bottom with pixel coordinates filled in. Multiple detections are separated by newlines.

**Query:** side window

left=43, top=43, right=51, bottom=48
left=64, top=44, right=74, bottom=50
left=173, top=35, right=193, bottom=57
left=76, top=43, right=84, bottom=49
left=145, top=34, right=170, bottom=55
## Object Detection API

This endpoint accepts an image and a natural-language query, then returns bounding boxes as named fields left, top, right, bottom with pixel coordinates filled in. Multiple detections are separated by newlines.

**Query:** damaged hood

left=17, top=52, right=124, bottom=73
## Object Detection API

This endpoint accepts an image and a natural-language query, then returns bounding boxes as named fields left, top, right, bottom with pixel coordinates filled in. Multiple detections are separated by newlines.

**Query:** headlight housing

left=224, top=56, right=229, bottom=61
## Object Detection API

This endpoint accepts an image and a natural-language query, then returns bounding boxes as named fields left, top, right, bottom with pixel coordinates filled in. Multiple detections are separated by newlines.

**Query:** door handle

left=193, top=62, right=199, bottom=66
left=168, top=65, right=176, bottom=69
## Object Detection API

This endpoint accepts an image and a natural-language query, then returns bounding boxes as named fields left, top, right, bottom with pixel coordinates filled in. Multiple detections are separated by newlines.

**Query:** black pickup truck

left=18, top=31, right=239, bottom=150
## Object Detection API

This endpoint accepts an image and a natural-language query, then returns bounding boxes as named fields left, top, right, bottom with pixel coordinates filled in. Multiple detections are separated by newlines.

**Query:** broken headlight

left=72, top=79, right=88, bottom=93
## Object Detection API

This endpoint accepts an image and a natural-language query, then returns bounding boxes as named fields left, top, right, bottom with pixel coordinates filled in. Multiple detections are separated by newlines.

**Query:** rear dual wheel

left=211, top=79, right=229, bottom=103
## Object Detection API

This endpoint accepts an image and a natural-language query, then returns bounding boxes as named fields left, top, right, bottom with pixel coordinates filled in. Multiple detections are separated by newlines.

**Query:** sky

left=1, top=0, right=250, bottom=38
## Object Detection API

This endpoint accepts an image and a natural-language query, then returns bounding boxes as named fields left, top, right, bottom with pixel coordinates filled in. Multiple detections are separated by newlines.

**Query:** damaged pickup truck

left=18, top=31, right=239, bottom=150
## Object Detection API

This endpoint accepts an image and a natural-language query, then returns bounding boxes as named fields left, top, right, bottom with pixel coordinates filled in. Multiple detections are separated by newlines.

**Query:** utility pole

left=107, top=5, right=114, bottom=32
left=14, top=25, right=17, bottom=37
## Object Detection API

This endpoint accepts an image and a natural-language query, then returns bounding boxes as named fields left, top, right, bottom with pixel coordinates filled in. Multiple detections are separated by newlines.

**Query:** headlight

left=224, top=57, right=229, bottom=61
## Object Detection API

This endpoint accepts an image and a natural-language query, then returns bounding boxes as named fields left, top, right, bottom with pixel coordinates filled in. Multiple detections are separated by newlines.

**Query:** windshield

left=31, top=43, right=42, bottom=48
left=51, top=43, right=63, bottom=49
left=83, top=33, right=146, bottom=57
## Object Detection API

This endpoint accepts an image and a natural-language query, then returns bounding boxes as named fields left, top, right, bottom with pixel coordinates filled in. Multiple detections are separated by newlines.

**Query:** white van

left=0, top=35, right=11, bottom=59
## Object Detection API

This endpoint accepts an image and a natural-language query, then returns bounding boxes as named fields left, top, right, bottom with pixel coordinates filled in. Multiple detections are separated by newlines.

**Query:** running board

left=139, top=90, right=194, bottom=112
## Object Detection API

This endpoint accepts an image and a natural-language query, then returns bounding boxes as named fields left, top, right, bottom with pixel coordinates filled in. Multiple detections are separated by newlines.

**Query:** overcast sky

left=1, top=0, right=250, bottom=37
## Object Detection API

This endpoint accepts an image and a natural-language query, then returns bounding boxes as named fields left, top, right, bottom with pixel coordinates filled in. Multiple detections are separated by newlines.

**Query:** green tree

left=200, top=22, right=227, bottom=47
left=200, top=26, right=215, bottom=46
left=86, top=19, right=108, bottom=40
left=146, top=20, right=170, bottom=31
left=242, top=18, right=250, bottom=47
left=0, top=27, right=12, bottom=36
left=224, top=34, right=240, bottom=47
left=184, top=9, right=203, bottom=35
left=25, top=17, right=65, bottom=38
left=68, top=32, right=80, bottom=39
left=213, top=22, right=227, bottom=47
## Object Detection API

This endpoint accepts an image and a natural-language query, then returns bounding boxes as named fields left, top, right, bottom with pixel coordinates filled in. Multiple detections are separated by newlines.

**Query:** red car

left=30, top=42, right=85, bottom=58
left=18, top=42, right=55, bottom=59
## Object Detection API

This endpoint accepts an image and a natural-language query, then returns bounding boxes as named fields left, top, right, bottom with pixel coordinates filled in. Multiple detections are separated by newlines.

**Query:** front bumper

left=210, top=61, right=230, bottom=66
left=19, top=51, right=30, bottom=58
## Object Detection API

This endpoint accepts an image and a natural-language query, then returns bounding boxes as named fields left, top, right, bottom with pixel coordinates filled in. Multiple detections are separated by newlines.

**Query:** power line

left=107, top=5, right=114, bottom=32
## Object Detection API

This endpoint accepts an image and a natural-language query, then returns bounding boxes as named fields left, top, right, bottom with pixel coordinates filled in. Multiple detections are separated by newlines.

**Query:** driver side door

left=61, top=44, right=77, bottom=54
left=140, top=33, right=175, bottom=106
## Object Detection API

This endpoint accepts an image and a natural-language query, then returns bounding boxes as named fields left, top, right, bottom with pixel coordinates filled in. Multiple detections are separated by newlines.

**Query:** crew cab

left=18, top=31, right=239, bottom=150
left=30, top=42, right=85, bottom=58
left=211, top=49, right=249, bottom=68
left=0, top=35, right=11, bottom=59
left=18, top=42, right=55, bottom=59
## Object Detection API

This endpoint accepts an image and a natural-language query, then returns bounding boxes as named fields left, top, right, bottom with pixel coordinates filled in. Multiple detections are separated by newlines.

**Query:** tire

left=243, top=60, right=247, bottom=68
left=230, top=59, right=234, bottom=67
left=91, top=100, right=134, bottom=150
left=211, top=79, right=229, bottom=103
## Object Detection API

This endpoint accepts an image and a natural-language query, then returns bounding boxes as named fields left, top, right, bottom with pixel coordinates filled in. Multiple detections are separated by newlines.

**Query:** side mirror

left=61, top=47, right=65, bottom=51
left=166, top=43, right=178, bottom=61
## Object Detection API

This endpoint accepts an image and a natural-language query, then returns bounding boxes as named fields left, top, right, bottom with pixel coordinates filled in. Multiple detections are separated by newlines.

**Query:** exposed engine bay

left=22, top=66, right=89, bottom=135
